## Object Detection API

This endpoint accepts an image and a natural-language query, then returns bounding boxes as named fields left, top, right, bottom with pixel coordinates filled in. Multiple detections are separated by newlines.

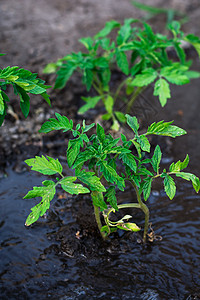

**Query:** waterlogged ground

left=0, top=143, right=200, bottom=300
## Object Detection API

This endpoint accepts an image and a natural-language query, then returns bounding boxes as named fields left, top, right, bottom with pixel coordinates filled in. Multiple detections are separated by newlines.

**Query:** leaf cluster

left=0, top=60, right=51, bottom=126
left=43, top=20, right=200, bottom=129
left=24, top=113, right=200, bottom=227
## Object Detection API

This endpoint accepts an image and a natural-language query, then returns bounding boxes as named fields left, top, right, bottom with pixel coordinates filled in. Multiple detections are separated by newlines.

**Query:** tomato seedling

left=24, top=113, right=200, bottom=242
left=43, top=19, right=200, bottom=130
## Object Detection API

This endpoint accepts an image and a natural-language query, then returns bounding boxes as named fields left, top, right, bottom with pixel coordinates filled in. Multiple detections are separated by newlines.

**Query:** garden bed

left=0, top=0, right=200, bottom=299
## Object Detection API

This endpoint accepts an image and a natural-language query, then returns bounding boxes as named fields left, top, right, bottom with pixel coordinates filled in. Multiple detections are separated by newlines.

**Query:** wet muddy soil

left=0, top=150, right=200, bottom=299
left=0, top=0, right=200, bottom=169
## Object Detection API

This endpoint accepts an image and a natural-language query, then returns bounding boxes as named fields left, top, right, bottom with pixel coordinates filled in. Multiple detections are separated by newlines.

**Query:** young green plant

left=0, top=53, right=51, bottom=126
left=131, top=1, right=187, bottom=25
left=43, top=19, right=200, bottom=130
left=24, top=113, right=200, bottom=243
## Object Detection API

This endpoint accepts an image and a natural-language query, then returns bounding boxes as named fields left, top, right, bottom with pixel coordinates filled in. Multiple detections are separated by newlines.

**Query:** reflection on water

left=0, top=165, right=199, bottom=300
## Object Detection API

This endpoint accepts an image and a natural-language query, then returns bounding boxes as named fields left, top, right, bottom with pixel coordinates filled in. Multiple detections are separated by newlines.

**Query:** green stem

left=114, top=78, right=128, bottom=101
left=106, top=203, right=141, bottom=219
left=130, top=181, right=150, bottom=243
left=93, top=74, right=106, bottom=101
left=126, top=86, right=145, bottom=114
left=94, top=204, right=106, bottom=239
left=93, top=75, right=116, bottom=129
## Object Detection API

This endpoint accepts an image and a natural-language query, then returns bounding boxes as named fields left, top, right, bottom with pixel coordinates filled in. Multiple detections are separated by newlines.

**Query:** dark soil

left=0, top=0, right=200, bottom=172
left=1, top=166, right=200, bottom=299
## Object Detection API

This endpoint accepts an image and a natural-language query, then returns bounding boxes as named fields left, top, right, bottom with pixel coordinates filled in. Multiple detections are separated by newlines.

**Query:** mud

left=0, top=0, right=200, bottom=170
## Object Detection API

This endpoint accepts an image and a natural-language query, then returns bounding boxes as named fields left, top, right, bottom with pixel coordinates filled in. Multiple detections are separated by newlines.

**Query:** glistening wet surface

left=0, top=134, right=200, bottom=300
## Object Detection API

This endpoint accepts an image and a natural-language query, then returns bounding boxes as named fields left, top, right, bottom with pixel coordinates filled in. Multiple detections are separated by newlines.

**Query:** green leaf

left=130, top=59, right=145, bottom=76
left=0, top=89, right=4, bottom=115
left=0, top=110, right=6, bottom=126
left=139, top=167, right=154, bottom=177
left=1, top=91, right=10, bottom=103
left=39, top=113, right=73, bottom=133
left=115, top=215, right=133, bottom=223
left=184, top=34, right=200, bottom=44
left=116, top=50, right=129, bottom=75
left=131, top=68, right=157, bottom=87
left=164, top=73, right=189, bottom=85
left=95, top=20, right=120, bottom=38
left=131, top=50, right=140, bottom=64
left=132, top=140, right=142, bottom=158
left=99, top=161, right=125, bottom=190
left=67, top=138, right=82, bottom=168
left=96, top=123, right=106, bottom=143
left=168, top=21, right=181, bottom=35
left=102, top=138, right=121, bottom=154
left=101, top=225, right=117, bottom=234
left=0, top=67, right=50, bottom=116
left=114, top=111, right=126, bottom=123
left=117, top=222, right=140, bottom=232
left=121, top=134, right=127, bottom=143
left=136, top=135, right=150, bottom=152
left=151, top=145, right=162, bottom=173
left=91, top=191, right=107, bottom=210
left=132, top=0, right=167, bottom=14
left=77, top=169, right=106, bottom=192
left=94, top=57, right=109, bottom=68
left=79, top=37, right=94, bottom=50
left=117, top=18, right=136, bottom=44
left=26, top=84, right=47, bottom=95
left=143, top=22, right=156, bottom=42
left=153, top=78, right=171, bottom=107
left=78, top=96, right=101, bottom=114
left=105, top=95, right=114, bottom=114
left=163, top=174, right=176, bottom=200
left=141, top=177, right=153, bottom=201
left=160, top=66, right=189, bottom=85
left=173, top=42, right=186, bottom=64
left=185, top=71, right=200, bottom=79
left=99, top=37, right=110, bottom=50
left=25, top=155, right=63, bottom=176
left=0, top=66, right=19, bottom=79
left=82, top=68, right=93, bottom=91
left=60, top=177, right=90, bottom=195
left=99, top=68, right=111, bottom=90
left=54, top=64, right=76, bottom=89
left=105, top=186, right=118, bottom=210
left=43, top=63, right=58, bottom=74
left=102, top=113, right=112, bottom=121
left=184, top=34, right=200, bottom=59
left=147, top=120, right=187, bottom=138
left=125, top=114, right=139, bottom=134
left=24, top=180, right=56, bottom=226
left=82, top=120, right=95, bottom=133
left=119, top=152, right=137, bottom=172
left=175, top=172, right=200, bottom=193
left=0, top=91, right=8, bottom=125
left=111, top=119, right=120, bottom=132
left=73, top=149, right=95, bottom=168
left=41, top=92, right=51, bottom=106
left=169, top=155, right=189, bottom=172
left=19, top=95, right=30, bottom=118
left=15, top=85, right=30, bottom=118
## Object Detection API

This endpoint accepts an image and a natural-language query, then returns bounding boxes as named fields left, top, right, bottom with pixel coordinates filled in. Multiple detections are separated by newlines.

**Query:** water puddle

left=0, top=133, right=200, bottom=299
